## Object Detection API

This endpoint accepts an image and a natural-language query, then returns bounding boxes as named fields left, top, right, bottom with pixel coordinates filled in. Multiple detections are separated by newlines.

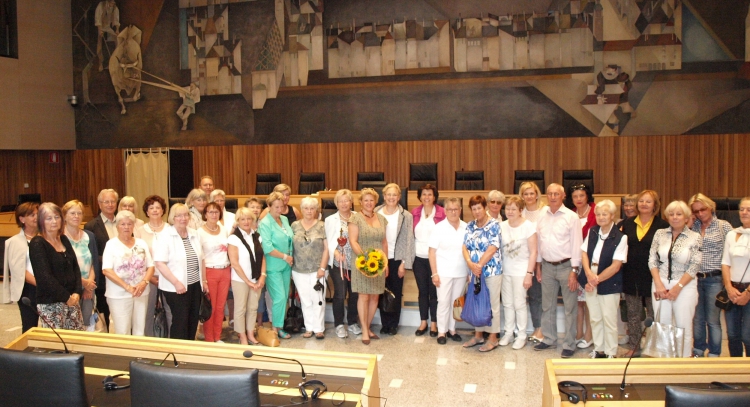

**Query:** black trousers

left=527, top=273, right=542, bottom=329
left=19, top=283, right=39, bottom=333
left=330, top=266, right=359, bottom=326
left=95, top=288, right=110, bottom=330
left=163, top=282, right=202, bottom=340
left=380, top=259, right=404, bottom=329
left=413, top=257, right=437, bottom=322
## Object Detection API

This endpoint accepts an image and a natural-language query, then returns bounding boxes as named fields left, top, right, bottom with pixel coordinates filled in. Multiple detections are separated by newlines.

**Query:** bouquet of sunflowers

left=355, top=249, right=385, bottom=278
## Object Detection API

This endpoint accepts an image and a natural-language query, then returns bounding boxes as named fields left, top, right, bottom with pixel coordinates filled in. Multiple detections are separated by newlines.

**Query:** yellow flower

left=367, top=260, right=379, bottom=272
left=370, top=251, right=383, bottom=261
left=356, top=256, right=367, bottom=269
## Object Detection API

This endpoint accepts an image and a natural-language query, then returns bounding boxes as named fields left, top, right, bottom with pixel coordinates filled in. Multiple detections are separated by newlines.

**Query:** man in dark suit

left=84, top=188, right=119, bottom=330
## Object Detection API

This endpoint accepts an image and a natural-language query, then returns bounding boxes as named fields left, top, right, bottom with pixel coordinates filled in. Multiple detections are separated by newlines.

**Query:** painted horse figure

left=108, top=25, right=142, bottom=114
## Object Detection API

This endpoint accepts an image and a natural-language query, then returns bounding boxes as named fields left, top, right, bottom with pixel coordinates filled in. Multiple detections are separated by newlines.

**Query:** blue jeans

left=692, top=275, right=723, bottom=356
left=726, top=301, right=750, bottom=357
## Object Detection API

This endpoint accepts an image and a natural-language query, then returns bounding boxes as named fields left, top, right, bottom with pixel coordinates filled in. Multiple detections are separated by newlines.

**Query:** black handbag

left=199, top=290, right=212, bottom=323
left=284, top=284, right=304, bottom=333
left=153, top=289, right=168, bottom=338
left=379, top=288, right=398, bottom=313
left=716, top=262, right=750, bottom=311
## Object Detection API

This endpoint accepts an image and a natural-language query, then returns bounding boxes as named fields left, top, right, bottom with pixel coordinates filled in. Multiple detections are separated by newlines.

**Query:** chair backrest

left=0, top=348, right=89, bottom=407
left=712, top=197, right=743, bottom=228
left=130, top=361, right=260, bottom=407
left=168, top=197, right=185, bottom=209
left=514, top=170, right=545, bottom=194
left=255, top=173, right=281, bottom=195
left=321, top=198, right=337, bottom=220
left=409, top=163, right=437, bottom=191
left=455, top=171, right=484, bottom=190
left=224, top=198, right=238, bottom=213
left=562, top=170, right=594, bottom=197
left=356, top=172, right=385, bottom=190
left=18, top=193, right=42, bottom=205
left=299, top=172, right=326, bottom=195
left=665, top=385, right=750, bottom=406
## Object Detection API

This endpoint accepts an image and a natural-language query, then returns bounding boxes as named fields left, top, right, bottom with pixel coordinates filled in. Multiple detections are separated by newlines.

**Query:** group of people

left=4, top=176, right=750, bottom=359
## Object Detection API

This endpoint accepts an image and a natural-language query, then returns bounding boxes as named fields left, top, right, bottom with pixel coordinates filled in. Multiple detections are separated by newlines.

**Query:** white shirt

left=428, top=219, right=469, bottom=278
left=379, top=209, right=399, bottom=258
left=522, top=205, right=547, bottom=224
left=222, top=210, right=236, bottom=231
left=722, top=228, right=750, bottom=282
left=197, top=224, right=230, bottom=268
left=536, top=205, right=583, bottom=267
left=324, top=211, right=356, bottom=267
left=414, top=206, right=437, bottom=258
left=102, top=237, right=154, bottom=299
left=101, top=213, right=117, bottom=238
left=152, top=225, right=204, bottom=292
left=581, top=228, right=628, bottom=264
left=227, top=228, right=262, bottom=283
left=500, top=219, right=536, bottom=277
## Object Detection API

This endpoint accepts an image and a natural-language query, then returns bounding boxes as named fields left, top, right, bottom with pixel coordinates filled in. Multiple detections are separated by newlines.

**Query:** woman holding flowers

left=349, top=188, right=389, bottom=345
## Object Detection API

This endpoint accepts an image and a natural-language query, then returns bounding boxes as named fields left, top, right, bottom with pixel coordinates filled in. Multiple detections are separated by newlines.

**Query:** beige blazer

left=3, top=231, right=29, bottom=303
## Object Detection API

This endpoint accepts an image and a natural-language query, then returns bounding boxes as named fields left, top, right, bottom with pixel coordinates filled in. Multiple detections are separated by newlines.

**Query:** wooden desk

left=542, top=357, right=750, bottom=406
left=6, top=328, right=380, bottom=407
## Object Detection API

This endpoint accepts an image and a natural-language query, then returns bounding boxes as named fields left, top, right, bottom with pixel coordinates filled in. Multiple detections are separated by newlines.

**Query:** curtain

left=125, top=150, right=169, bottom=222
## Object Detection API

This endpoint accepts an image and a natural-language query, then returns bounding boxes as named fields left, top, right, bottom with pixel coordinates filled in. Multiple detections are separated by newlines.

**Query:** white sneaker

left=348, top=323, right=362, bottom=335
left=336, top=324, right=348, bottom=338
left=589, top=350, right=599, bottom=358
left=499, top=333, right=514, bottom=346
left=577, top=339, right=593, bottom=349
left=512, top=336, right=526, bottom=350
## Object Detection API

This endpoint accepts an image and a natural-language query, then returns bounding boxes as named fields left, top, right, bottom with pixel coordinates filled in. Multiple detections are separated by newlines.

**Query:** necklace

left=578, top=205, right=590, bottom=219
left=475, top=217, right=488, bottom=229
left=362, top=211, right=374, bottom=218
left=339, top=212, right=351, bottom=222
left=148, top=221, right=164, bottom=232
left=24, top=232, right=36, bottom=240
left=205, top=223, right=219, bottom=232
left=65, top=227, right=82, bottom=242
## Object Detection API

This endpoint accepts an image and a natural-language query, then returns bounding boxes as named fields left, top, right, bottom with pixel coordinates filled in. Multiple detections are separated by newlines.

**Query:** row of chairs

left=254, top=166, right=596, bottom=195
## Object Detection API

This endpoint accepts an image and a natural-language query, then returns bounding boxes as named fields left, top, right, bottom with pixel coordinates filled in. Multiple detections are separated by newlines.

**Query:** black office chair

left=321, top=198, right=337, bottom=220
left=224, top=198, right=239, bottom=214
left=18, top=193, right=42, bottom=205
left=455, top=171, right=484, bottom=190
left=255, top=173, right=281, bottom=195
left=168, top=197, right=185, bottom=209
left=130, top=361, right=261, bottom=407
left=514, top=170, right=545, bottom=194
left=0, top=348, right=89, bottom=407
left=712, top=197, right=742, bottom=228
left=299, top=172, right=326, bottom=195
left=357, top=172, right=385, bottom=190
left=665, top=385, right=750, bottom=406
left=562, top=169, right=594, bottom=196
left=409, top=163, right=437, bottom=191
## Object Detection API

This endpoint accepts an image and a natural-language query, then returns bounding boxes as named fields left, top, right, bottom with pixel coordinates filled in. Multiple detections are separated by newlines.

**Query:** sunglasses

left=572, top=184, right=587, bottom=191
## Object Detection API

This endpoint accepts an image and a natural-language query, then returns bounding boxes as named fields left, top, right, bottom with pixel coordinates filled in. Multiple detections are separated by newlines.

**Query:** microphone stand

left=22, top=297, right=70, bottom=354
left=620, top=317, right=653, bottom=391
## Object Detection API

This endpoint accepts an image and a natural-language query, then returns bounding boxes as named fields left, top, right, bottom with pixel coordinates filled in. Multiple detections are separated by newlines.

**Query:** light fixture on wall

left=67, top=95, right=78, bottom=106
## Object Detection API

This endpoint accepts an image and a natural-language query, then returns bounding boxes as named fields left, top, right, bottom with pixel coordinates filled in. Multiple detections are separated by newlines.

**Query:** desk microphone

left=620, top=317, right=653, bottom=391
left=22, top=297, right=70, bottom=354
left=243, top=350, right=306, bottom=380
left=159, top=352, right=179, bottom=367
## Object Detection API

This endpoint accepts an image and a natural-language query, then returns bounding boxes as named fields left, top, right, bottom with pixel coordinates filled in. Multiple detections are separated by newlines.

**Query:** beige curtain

left=125, top=150, right=169, bottom=222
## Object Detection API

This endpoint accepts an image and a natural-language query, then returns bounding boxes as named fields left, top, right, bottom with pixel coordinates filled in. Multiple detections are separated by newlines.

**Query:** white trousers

left=651, top=277, right=699, bottom=358
left=436, top=276, right=467, bottom=334
left=107, top=295, right=149, bottom=336
left=501, top=275, right=529, bottom=339
left=475, top=274, right=503, bottom=334
left=584, top=289, right=620, bottom=356
left=292, top=270, right=328, bottom=333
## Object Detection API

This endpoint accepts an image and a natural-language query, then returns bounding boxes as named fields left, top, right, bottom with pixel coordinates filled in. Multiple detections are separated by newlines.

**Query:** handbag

left=460, top=273, right=493, bottom=327
left=199, top=291, right=212, bottom=323
left=379, top=287, right=398, bottom=313
left=257, top=325, right=280, bottom=347
left=453, top=280, right=468, bottom=321
left=642, top=301, right=684, bottom=358
left=716, top=261, right=750, bottom=311
left=284, top=284, right=304, bottom=333
left=153, top=290, right=168, bottom=338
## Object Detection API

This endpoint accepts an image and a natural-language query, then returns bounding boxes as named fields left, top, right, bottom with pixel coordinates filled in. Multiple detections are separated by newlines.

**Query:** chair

left=0, top=348, right=89, bottom=407
left=130, top=361, right=261, bottom=407
left=299, top=172, right=326, bottom=195
left=168, top=197, right=185, bottom=208
left=712, top=197, right=742, bottom=228
left=357, top=172, right=385, bottom=190
left=18, top=193, right=42, bottom=205
left=321, top=198, right=337, bottom=220
left=409, top=163, right=437, bottom=191
left=514, top=170, right=545, bottom=194
left=455, top=171, right=484, bottom=190
left=665, top=385, right=750, bottom=406
left=255, top=173, right=281, bottom=195
left=225, top=198, right=238, bottom=214
left=562, top=169, right=594, bottom=195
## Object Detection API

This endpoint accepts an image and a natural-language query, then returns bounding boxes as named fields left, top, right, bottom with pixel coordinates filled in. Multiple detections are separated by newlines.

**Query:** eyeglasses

left=692, top=207, right=710, bottom=215
left=100, top=200, right=117, bottom=205
left=489, top=200, right=502, bottom=205
left=174, top=214, right=190, bottom=219
left=206, top=210, right=221, bottom=215
left=446, top=208, right=460, bottom=213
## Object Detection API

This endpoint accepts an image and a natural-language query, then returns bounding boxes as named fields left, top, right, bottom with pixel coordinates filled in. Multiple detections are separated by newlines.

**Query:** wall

left=0, top=0, right=75, bottom=150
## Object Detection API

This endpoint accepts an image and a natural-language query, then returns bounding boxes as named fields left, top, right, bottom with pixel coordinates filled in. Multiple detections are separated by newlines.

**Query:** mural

left=72, top=0, right=750, bottom=148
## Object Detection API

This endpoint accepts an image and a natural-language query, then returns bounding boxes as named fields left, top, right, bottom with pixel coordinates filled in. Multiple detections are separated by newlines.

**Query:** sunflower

left=367, top=260, right=379, bottom=272
left=370, top=250, right=383, bottom=261
left=356, top=255, right=367, bottom=269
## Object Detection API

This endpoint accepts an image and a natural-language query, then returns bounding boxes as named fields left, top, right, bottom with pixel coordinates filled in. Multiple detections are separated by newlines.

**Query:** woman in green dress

left=348, top=188, right=389, bottom=345
left=259, top=191, right=294, bottom=339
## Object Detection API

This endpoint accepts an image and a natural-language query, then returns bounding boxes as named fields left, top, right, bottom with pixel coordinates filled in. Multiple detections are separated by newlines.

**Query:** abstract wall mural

left=72, top=0, right=750, bottom=149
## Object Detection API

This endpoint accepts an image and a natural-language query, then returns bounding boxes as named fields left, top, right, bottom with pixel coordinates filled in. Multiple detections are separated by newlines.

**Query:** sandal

left=462, top=337, right=485, bottom=348
left=479, top=341, right=499, bottom=352
left=277, top=330, right=291, bottom=339
left=302, top=331, right=314, bottom=338
left=315, top=332, right=325, bottom=340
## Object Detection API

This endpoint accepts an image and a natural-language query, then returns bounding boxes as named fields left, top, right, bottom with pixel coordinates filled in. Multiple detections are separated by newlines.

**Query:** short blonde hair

left=334, top=189, right=353, bottom=208
left=638, top=190, right=661, bottom=216
left=300, top=196, right=319, bottom=210
left=518, top=182, right=542, bottom=200
left=383, top=183, right=401, bottom=196
left=443, top=197, right=461, bottom=210
left=115, top=210, right=136, bottom=225
left=595, top=199, right=617, bottom=217
left=185, top=189, right=208, bottom=208
left=266, top=191, right=284, bottom=207
left=622, top=194, right=638, bottom=207
left=488, top=190, right=506, bottom=203
left=168, top=203, right=189, bottom=225
left=235, top=207, right=258, bottom=223
left=664, top=200, right=691, bottom=222
left=118, top=196, right=137, bottom=212
left=360, top=188, right=379, bottom=203
left=688, top=193, right=716, bottom=214
left=273, top=184, right=292, bottom=194
left=210, top=189, right=226, bottom=201
left=505, top=195, right=525, bottom=211
left=61, top=200, right=84, bottom=219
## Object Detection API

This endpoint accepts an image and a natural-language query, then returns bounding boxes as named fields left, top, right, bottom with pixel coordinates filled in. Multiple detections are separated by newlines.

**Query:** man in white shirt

left=533, top=183, right=583, bottom=358
left=85, top=188, right=120, bottom=330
